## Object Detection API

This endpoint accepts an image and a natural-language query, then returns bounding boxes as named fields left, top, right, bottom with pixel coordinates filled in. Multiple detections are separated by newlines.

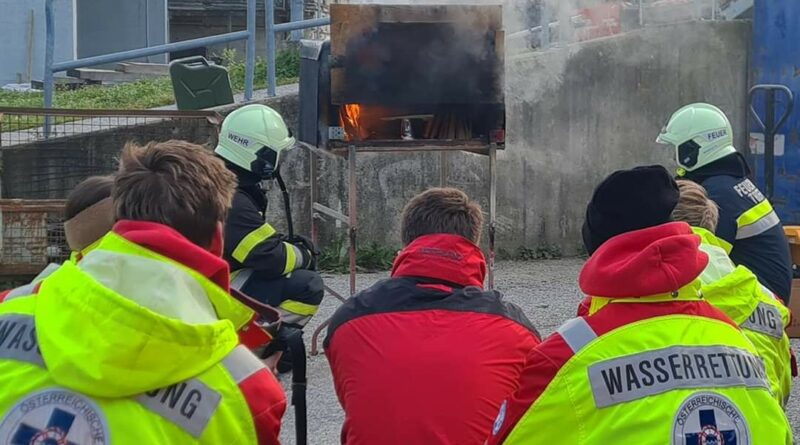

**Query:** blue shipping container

left=751, top=0, right=800, bottom=224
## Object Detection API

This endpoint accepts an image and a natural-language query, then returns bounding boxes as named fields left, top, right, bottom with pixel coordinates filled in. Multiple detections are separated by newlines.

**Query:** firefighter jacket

left=0, top=221, right=286, bottom=444
left=325, top=234, right=541, bottom=445
left=489, top=222, right=792, bottom=445
left=684, top=153, right=792, bottom=301
left=224, top=184, right=303, bottom=280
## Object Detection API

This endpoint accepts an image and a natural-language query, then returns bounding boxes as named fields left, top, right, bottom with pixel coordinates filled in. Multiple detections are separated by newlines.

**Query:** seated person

left=325, top=187, right=541, bottom=445
left=0, top=140, right=286, bottom=444
left=489, top=166, right=792, bottom=444
left=1, top=175, right=115, bottom=302
left=672, top=179, right=793, bottom=405
left=215, top=104, right=324, bottom=370
left=63, top=175, right=115, bottom=261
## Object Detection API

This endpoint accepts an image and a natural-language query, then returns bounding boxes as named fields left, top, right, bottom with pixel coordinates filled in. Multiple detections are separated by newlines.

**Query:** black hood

left=682, top=152, right=751, bottom=184
left=226, top=161, right=268, bottom=212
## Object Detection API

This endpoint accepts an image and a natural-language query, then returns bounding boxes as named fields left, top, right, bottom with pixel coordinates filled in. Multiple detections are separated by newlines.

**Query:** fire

left=340, top=104, right=366, bottom=141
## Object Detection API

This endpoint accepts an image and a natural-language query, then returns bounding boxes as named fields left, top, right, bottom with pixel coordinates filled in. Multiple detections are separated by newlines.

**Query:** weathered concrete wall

left=1, top=20, right=751, bottom=255
left=501, top=20, right=750, bottom=254
left=283, top=20, right=752, bottom=254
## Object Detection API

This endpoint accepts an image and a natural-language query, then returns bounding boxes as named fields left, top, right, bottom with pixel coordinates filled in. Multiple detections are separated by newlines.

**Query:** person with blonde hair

left=672, top=179, right=794, bottom=405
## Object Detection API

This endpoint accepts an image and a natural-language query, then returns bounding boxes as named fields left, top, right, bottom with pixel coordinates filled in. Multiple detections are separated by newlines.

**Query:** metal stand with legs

left=304, top=143, right=499, bottom=355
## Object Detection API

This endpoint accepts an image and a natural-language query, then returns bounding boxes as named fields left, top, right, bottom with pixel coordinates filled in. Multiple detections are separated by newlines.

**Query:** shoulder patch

left=741, top=302, right=784, bottom=339
left=0, top=388, right=110, bottom=445
left=0, top=314, right=44, bottom=367
left=672, top=392, right=750, bottom=445
left=136, top=378, right=221, bottom=438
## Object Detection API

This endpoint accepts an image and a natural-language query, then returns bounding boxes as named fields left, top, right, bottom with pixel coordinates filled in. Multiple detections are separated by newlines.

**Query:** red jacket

left=487, top=222, right=751, bottom=444
left=325, top=234, right=541, bottom=445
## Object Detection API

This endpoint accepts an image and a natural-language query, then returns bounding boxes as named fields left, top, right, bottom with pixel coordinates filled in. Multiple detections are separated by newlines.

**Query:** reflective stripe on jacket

left=225, top=189, right=300, bottom=278
left=699, top=175, right=792, bottom=301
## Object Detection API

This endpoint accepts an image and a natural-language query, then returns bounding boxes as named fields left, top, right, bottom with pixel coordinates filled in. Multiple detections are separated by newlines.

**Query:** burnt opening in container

left=336, top=103, right=503, bottom=142
left=341, top=22, right=500, bottom=106
left=298, top=3, right=506, bottom=150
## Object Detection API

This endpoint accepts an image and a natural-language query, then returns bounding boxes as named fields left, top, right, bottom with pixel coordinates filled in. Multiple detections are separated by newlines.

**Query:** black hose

left=286, top=330, right=308, bottom=445
left=275, top=170, right=294, bottom=239
left=275, top=171, right=294, bottom=240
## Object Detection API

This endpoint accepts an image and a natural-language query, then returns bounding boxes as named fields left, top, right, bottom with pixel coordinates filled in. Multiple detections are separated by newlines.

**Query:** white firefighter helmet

left=215, top=104, right=296, bottom=178
left=656, top=103, right=737, bottom=173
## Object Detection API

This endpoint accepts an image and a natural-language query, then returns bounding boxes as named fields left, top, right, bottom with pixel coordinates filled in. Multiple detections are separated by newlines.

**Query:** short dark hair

left=114, top=140, right=236, bottom=247
left=65, top=175, right=114, bottom=220
left=401, top=187, right=484, bottom=245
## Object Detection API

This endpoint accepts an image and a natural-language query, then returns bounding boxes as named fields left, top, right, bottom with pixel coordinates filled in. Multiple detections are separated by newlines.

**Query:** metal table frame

left=303, top=142, right=499, bottom=355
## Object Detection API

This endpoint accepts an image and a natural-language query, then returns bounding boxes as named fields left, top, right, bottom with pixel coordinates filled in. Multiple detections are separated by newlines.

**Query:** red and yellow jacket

left=0, top=221, right=286, bottom=444
left=325, top=234, right=541, bottom=445
left=489, top=222, right=792, bottom=444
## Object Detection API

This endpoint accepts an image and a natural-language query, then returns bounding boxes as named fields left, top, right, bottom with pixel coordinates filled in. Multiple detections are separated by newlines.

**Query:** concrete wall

left=288, top=20, right=752, bottom=254
left=501, top=20, right=751, bottom=254
left=0, top=0, right=75, bottom=85
left=0, top=20, right=751, bottom=255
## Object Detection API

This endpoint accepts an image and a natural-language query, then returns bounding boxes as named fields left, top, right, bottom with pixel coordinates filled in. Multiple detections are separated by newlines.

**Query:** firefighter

left=671, top=179, right=794, bottom=406
left=325, top=188, right=540, bottom=444
left=489, top=166, right=792, bottom=444
left=656, top=103, right=793, bottom=303
left=215, top=104, right=324, bottom=369
left=0, top=141, right=286, bottom=444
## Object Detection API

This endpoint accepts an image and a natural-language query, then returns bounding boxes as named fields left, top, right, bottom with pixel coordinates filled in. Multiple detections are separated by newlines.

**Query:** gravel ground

left=278, top=259, right=800, bottom=444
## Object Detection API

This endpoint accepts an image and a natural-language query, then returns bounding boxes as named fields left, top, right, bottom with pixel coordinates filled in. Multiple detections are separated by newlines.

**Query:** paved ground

left=277, top=259, right=800, bottom=444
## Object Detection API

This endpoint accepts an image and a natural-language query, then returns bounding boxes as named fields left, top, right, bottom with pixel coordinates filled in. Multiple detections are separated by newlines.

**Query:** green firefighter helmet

left=215, top=104, right=296, bottom=178
left=656, top=103, right=737, bottom=174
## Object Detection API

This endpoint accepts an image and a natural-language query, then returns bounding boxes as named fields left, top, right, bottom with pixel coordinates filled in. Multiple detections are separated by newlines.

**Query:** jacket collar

left=683, top=152, right=750, bottom=183
left=392, top=234, right=486, bottom=288
left=113, top=220, right=231, bottom=291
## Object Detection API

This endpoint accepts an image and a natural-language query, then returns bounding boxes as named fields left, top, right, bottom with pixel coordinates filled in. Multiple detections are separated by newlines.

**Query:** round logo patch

left=492, top=400, right=508, bottom=436
left=672, top=392, right=749, bottom=445
left=0, top=388, right=109, bottom=445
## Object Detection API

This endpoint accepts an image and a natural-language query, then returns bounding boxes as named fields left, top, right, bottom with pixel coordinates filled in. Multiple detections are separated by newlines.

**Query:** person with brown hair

left=0, top=175, right=115, bottom=303
left=672, top=179, right=794, bottom=406
left=63, top=175, right=115, bottom=259
left=0, top=140, right=286, bottom=444
left=324, top=187, right=540, bottom=445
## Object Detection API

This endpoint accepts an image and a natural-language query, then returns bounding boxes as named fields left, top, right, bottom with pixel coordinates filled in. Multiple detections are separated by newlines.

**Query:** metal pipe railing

left=44, top=0, right=258, bottom=109
left=266, top=0, right=277, bottom=98
left=265, top=0, right=330, bottom=96
left=44, top=0, right=332, bottom=108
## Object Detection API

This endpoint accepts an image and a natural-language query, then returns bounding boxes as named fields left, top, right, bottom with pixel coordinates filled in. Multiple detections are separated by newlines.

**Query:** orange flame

left=340, top=104, right=366, bottom=141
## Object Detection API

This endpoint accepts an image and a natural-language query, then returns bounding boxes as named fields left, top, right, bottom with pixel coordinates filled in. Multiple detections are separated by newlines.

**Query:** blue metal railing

left=43, top=0, right=258, bottom=112
left=264, top=0, right=330, bottom=96
left=43, top=0, right=331, bottom=114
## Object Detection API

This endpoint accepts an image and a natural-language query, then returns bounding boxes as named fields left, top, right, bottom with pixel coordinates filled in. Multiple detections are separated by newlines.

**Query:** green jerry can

left=169, top=56, right=235, bottom=110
